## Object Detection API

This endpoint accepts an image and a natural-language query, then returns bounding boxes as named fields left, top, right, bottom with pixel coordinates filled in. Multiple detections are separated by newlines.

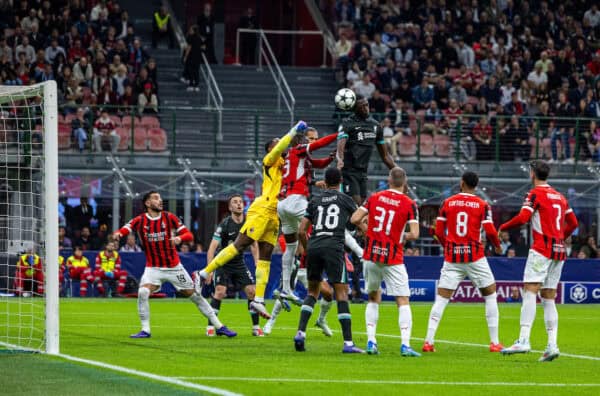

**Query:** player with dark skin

left=336, top=97, right=396, bottom=205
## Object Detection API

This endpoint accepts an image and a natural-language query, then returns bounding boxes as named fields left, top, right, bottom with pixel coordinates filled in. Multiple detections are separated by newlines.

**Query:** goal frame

left=0, top=81, right=59, bottom=354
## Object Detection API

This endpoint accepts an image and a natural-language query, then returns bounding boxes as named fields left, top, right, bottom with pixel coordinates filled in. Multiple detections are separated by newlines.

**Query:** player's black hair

left=529, top=160, right=550, bottom=181
left=142, top=190, right=159, bottom=211
left=462, top=171, right=479, bottom=188
left=73, top=245, right=83, bottom=252
left=264, top=138, right=277, bottom=153
left=227, top=193, right=243, bottom=206
left=324, top=167, right=342, bottom=186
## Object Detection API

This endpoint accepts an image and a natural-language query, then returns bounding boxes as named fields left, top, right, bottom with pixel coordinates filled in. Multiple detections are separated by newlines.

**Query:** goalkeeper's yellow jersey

left=251, top=133, right=293, bottom=211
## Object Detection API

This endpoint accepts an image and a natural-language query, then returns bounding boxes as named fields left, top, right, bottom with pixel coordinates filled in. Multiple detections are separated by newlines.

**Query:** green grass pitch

left=1, top=299, right=599, bottom=395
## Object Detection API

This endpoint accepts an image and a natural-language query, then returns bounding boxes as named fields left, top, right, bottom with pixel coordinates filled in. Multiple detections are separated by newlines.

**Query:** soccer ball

left=334, top=88, right=356, bottom=111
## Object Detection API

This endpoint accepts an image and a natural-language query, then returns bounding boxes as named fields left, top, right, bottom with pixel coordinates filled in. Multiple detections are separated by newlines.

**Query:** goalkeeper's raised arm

left=263, top=121, right=308, bottom=166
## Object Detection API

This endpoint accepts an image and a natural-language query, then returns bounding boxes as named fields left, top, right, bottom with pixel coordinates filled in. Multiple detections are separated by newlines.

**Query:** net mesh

left=0, top=85, right=47, bottom=352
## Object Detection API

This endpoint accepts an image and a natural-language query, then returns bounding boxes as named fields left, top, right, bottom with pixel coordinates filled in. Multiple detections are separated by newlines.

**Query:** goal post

left=0, top=81, right=59, bottom=354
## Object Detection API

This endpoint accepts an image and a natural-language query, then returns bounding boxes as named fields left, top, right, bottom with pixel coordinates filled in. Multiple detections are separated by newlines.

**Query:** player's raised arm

left=263, top=121, right=307, bottom=166
left=336, top=127, right=347, bottom=169
left=307, top=132, right=337, bottom=153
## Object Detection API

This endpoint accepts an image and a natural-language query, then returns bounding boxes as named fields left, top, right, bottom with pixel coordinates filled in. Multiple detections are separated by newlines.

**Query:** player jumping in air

left=266, top=127, right=337, bottom=335
left=351, top=167, right=421, bottom=356
left=336, top=95, right=396, bottom=301
left=295, top=167, right=364, bottom=353
left=114, top=191, right=236, bottom=339
left=423, top=171, right=504, bottom=353
left=205, top=194, right=263, bottom=337
left=500, top=160, right=578, bottom=361
left=194, top=121, right=308, bottom=318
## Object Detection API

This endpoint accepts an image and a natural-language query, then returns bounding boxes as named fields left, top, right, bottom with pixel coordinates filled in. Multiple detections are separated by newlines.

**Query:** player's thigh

left=239, top=206, right=268, bottom=241
left=306, top=247, right=327, bottom=282
left=139, top=267, right=163, bottom=289
left=323, top=248, right=347, bottom=284
left=364, top=260, right=384, bottom=292
left=542, top=260, right=564, bottom=289
left=383, top=264, right=410, bottom=297
left=256, top=212, right=280, bottom=247
left=164, top=264, right=194, bottom=291
left=278, top=195, right=307, bottom=235
left=465, top=257, right=496, bottom=289
left=438, top=262, right=467, bottom=290
left=523, top=249, right=552, bottom=283
left=342, top=171, right=360, bottom=197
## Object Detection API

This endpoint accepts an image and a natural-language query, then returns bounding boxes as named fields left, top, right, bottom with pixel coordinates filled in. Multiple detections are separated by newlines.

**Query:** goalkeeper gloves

left=293, top=120, right=308, bottom=135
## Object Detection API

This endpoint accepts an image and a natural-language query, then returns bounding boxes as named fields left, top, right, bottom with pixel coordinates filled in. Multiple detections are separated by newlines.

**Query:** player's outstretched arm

left=499, top=207, right=532, bottom=231
left=483, top=222, right=501, bottom=250
left=263, top=121, right=307, bottom=166
left=308, top=132, right=337, bottom=153
left=434, top=217, right=446, bottom=246
left=298, top=218, right=312, bottom=251
left=206, top=239, right=220, bottom=264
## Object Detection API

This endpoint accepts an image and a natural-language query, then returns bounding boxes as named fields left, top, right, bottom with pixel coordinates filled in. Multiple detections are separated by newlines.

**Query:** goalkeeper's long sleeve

left=263, top=126, right=298, bottom=167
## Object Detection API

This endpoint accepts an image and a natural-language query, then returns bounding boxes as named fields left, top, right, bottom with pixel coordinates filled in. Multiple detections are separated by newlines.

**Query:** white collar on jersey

left=145, top=212, right=162, bottom=221
left=458, top=192, right=476, bottom=196
left=386, top=188, right=404, bottom=194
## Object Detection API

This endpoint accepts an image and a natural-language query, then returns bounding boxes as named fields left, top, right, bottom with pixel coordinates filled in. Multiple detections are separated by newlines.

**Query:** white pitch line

left=58, top=353, right=243, bottom=396
left=173, top=377, right=600, bottom=387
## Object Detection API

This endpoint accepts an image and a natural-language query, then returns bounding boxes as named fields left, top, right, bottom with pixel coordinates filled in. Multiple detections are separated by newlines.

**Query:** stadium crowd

left=0, top=0, right=160, bottom=152
left=326, top=0, right=600, bottom=162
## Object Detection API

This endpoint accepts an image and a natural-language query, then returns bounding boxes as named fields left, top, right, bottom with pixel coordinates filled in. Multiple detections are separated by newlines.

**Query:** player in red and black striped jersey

left=424, top=172, right=503, bottom=353
left=114, top=191, right=237, bottom=339
left=351, top=167, right=421, bottom=356
left=500, top=161, right=578, bottom=361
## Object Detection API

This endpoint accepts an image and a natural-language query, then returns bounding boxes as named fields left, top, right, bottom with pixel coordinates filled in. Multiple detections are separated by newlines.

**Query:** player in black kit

left=336, top=95, right=396, bottom=205
left=294, top=168, right=364, bottom=354
left=336, top=95, right=396, bottom=302
left=205, top=194, right=263, bottom=336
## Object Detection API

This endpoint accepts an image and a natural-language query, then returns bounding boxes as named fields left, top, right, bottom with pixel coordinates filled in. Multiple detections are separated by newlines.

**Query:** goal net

left=0, top=82, right=59, bottom=354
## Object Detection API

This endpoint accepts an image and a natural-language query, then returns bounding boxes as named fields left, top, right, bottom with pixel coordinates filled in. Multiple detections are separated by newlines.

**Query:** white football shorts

left=523, top=249, right=564, bottom=289
left=277, top=194, right=308, bottom=235
left=438, top=257, right=495, bottom=290
left=140, top=263, right=194, bottom=291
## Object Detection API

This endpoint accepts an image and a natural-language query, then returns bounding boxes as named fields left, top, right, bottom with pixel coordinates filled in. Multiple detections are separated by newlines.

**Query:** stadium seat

left=419, top=134, right=434, bottom=157
left=140, top=116, right=161, bottom=129
left=121, top=115, right=140, bottom=129
left=109, top=115, right=122, bottom=127
left=133, top=127, right=148, bottom=151
left=398, top=135, right=417, bottom=157
left=116, top=127, right=131, bottom=151
left=434, top=134, right=452, bottom=157
left=147, top=128, right=168, bottom=152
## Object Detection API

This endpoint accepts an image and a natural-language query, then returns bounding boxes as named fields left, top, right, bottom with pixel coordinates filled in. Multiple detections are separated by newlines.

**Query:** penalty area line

left=173, top=377, right=600, bottom=387
left=57, top=353, right=243, bottom=396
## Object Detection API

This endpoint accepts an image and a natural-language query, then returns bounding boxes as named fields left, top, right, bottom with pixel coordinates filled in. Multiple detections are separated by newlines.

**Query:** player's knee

left=138, top=287, right=150, bottom=300
left=244, top=285, right=256, bottom=299
left=540, top=288, right=556, bottom=299
left=396, top=296, right=409, bottom=306
left=214, top=285, right=227, bottom=299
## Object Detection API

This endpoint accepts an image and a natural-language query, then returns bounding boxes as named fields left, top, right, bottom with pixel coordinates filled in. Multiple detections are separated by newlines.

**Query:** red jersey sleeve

left=307, top=133, right=337, bottom=154
left=119, top=215, right=141, bottom=237
left=169, top=212, right=193, bottom=242
left=310, top=156, right=334, bottom=168
left=564, top=208, right=578, bottom=238
left=482, top=203, right=500, bottom=248
left=500, top=191, right=535, bottom=231
left=435, top=200, right=448, bottom=246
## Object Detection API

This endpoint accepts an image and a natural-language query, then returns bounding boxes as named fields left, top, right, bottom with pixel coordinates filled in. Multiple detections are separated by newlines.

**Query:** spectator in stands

left=92, top=109, right=120, bottom=153
left=44, top=39, right=65, bottom=64
left=65, top=246, right=94, bottom=297
left=71, top=107, right=89, bottom=151
left=527, top=63, right=547, bottom=90
left=498, top=231, right=513, bottom=256
left=456, top=37, right=475, bottom=68
left=239, top=7, right=258, bottom=65
left=72, top=197, right=93, bottom=230
left=75, top=226, right=94, bottom=251
left=369, top=89, right=386, bottom=115
left=120, top=234, right=142, bottom=252
left=472, top=116, right=493, bottom=160
left=370, top=33, right=388, bottom=62
left=382, top=116, right=402, bottom=160
left=387, top=98, right=411, bottom=137
left=581, top=236, right=599, bottom=259
left=146, top=58, right=158, bottom=92
left=448, top=80, right=467, bottom=107
left=152, top=6, right=174, bottom=49
left=112, top=64, right=129, bottom=99
left=335, top=32, right=352, bottom=69
left=412, top=79, right=434, bottom=110
left=0, top=37, right=13, bottom=64
left=72, top=56, right=93, bottom=86
left=423, top=100, right=444, bottom=135
left=92, top=65, right=115, bottom=107
left=138, top=82, right=158, bottom=115
left=59, top=226, right=72, bottom=249
left=196, top=3, right=216, bottom=63
left=352, top=73, right=376, bottom=99
left=64, top=77, right=83, bottom=113
left=15, top=36, right=35, bottom=64
left=551, top=92, right=574, bottom=163
left=183, top=25, right=204, bottom=92
left=506, top=286, right=521, bottom=303
left=128, top=39, right=148, bottom=73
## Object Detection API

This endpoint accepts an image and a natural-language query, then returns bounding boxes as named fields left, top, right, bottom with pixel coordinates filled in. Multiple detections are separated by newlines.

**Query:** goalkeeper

left=195, top=121, right=308, bottom=319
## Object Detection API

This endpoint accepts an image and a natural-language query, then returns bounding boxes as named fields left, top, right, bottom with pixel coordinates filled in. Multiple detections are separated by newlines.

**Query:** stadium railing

left=45, top=104, right=600, bottom=169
